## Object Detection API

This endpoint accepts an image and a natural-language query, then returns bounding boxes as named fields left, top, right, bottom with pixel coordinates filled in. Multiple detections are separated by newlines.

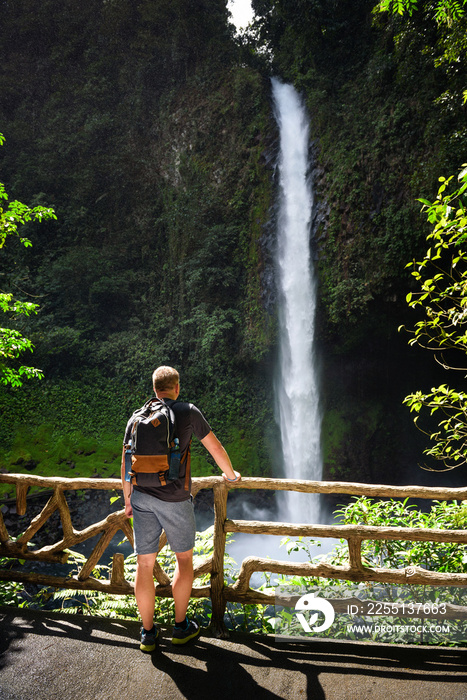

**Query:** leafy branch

left=0, top=131, right=56, bottom=386
left=375, top=0, right=466, bottom=24
left=401, top=166, right=467, bottom=469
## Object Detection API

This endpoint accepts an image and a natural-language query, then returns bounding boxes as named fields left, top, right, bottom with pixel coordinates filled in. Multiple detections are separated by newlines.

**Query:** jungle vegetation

left=0, top=0, right=466, bottom=490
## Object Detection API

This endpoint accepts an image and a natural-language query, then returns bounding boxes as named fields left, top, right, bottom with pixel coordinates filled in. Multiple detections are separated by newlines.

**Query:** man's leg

left=171, top=548, right=200, bottom=644
left=173, top=549, right=193, bottom=624
left=135, top=552, right=157, bottom=631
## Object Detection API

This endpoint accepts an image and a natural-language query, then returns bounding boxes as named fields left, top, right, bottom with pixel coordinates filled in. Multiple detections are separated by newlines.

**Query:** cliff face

left=0, top=1, right=278, bottom=472
left=1, top=1, right=465, bottom=485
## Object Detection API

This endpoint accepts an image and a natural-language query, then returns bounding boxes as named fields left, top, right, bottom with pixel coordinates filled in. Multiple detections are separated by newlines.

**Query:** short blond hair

left=152, top=366, right=179, bottom=392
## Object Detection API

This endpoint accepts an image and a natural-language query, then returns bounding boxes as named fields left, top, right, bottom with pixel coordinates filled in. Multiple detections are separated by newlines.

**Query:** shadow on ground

left=1, top=606, right=467, bottom=700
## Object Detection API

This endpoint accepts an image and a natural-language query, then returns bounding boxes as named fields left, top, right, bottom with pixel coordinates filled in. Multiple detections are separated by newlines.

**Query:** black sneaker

left=171, top=619, right=201, bottom=645
left=140, top=624, right=159, bottom=652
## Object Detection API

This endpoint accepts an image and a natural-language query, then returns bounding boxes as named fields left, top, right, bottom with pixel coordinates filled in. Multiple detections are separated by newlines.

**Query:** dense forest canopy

left=0, top=0, right=466, bottom=489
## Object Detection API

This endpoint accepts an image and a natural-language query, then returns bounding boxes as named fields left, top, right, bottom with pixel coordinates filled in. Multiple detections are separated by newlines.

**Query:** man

left=121, top=365, right=241, bottom=652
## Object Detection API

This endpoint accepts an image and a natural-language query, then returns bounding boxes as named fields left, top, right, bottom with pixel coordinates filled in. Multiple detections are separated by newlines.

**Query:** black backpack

left=124, top=397, right=180, bottom=487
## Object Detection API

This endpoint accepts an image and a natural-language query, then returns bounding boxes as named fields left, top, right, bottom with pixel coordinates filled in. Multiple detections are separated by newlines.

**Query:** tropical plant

left=0, top=557, right=29, bottom=607
left=0, top=132, right=56, bottom=387
left=401, top=166, right=467, bottom=469
left=278, top=496, right=467, bottom=578
left=333, top=496, right=467, bottom=572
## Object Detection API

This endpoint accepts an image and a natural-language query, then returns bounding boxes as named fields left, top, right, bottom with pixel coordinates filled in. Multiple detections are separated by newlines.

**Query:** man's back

left=131, top=398, right=211, bottom=502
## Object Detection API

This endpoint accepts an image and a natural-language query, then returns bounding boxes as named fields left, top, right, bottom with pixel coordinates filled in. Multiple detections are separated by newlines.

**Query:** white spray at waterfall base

left=272, top=78, right=322, bottom=525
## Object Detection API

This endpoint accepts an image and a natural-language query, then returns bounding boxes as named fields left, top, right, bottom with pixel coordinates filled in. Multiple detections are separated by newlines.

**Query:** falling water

left=272, top=78, right=322, bottom=524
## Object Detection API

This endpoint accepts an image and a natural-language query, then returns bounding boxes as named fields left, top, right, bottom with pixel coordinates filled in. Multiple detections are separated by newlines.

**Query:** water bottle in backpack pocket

left=168, top=437, right=181, bottom=481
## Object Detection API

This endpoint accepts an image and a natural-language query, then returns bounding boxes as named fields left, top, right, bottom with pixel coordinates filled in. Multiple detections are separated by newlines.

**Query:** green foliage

left=0, top=557, right=28, bottom=608
left=401, top=166, right=467, bottom=469
left=1, top=424, right=121, bottom=496
left=0, top=373, right=138, bottom=497
left=275, top=497, right=467, bottom=645
left=223, top=427, right=263, bottom=476
left=0, top=133, right=56, bottom=387
left=0, top=0, right=429, bottom=485
left=6, top=0, right=467, bottom=483
left=0, top=1, right=274, bottom=469
left=0, top=305, right=43, bottom=387
left=375, top=0, right=466, bottom=24
left=190, top=426, right=266, bottom=478
left=375, top=0, right=419, bottom=15
left=47, top=550, right=137, bottom=618
left=334, top=496, right=467, bottom=572
left=286, top=495, right=467, bottom=574
left=0, top=196, right=54, bottom=251
left=321, top=408, right=351, bottom=478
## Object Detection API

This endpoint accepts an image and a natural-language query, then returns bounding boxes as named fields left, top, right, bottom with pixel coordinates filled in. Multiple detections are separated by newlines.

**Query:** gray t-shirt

left=124, top=398, right=211, bottom=502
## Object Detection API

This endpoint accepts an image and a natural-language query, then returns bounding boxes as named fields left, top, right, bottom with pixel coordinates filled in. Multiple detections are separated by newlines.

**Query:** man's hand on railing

left=222, top=470, right=241, bottom=484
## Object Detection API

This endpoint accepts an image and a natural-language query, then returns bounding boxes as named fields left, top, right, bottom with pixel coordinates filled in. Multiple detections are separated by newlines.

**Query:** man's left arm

left=200, top=431, right=241, bottom=483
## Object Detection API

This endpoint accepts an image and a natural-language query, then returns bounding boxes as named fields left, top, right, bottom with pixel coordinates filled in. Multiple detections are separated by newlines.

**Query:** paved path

left=1, top=606, right=467, bottom=700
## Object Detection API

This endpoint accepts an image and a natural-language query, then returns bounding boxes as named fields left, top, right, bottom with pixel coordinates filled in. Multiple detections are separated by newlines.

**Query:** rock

left=23, top=461, right=38, bottom=472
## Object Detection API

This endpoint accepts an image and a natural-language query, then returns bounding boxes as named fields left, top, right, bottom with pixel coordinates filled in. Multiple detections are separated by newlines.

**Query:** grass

left=0, top=423, right=121, bottom=498
left=0, top=374, right=267, bottom=500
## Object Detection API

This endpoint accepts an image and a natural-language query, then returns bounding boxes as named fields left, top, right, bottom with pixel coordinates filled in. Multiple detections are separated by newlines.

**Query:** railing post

left=111, top=552, right=125, bottom=586
left=210, top=480, right=229, bottom=638
left=16, top=483, right=28, bottom=516
left=348, top=537, right=364, bottom=571
left=0, top=511, right=10, bottom=543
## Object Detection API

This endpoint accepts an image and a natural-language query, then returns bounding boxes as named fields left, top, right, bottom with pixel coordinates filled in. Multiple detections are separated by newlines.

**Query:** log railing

left=1, top=473, right=467, bottom=635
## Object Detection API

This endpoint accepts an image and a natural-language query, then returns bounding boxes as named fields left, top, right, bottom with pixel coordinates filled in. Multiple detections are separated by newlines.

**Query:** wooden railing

left=1, top=473, right=467, bottom=635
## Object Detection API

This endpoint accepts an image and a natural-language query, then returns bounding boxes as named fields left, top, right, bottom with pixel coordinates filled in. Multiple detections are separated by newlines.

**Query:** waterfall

left=272, top=78, right=322, bottom=524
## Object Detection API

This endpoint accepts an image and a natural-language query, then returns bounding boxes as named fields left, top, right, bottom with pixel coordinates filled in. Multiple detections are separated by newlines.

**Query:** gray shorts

left=130, top=489, right=196, bottom=555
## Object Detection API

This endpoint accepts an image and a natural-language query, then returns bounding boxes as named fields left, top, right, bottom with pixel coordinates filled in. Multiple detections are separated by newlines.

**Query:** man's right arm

left=200, top=431, right=241, bottom=483
left=121, top=447, right=133, bottom=517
